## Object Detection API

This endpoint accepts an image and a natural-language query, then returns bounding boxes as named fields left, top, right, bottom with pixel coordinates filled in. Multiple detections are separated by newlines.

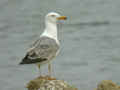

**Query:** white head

left=45, top=12, right=67, bottom=24
left=42, top=12, right=67, bottom=40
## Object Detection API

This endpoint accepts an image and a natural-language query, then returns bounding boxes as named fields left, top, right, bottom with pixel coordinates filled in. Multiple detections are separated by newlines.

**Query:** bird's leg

left=37, top=64, right=41, bottom=76
left=48, top=63, right=52, bottom=77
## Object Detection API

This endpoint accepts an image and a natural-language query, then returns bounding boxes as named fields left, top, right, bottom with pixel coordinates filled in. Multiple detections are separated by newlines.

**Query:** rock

left=26, top=76, right=77, bottom=90
left=95, top=80, right=120, bottom=90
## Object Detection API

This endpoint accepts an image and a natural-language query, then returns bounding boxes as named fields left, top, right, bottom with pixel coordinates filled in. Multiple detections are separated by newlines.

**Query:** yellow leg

left=48, top=63, right=52, bottom=77
left=37, top=64, right=41, bottom=76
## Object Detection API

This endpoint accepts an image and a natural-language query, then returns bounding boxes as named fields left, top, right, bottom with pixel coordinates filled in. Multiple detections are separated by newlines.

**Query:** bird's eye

left=51, top=15, right=55, bottom=17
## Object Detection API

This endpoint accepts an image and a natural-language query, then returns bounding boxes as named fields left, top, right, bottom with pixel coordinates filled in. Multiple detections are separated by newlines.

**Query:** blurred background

left=0, top=0, right=120, bottom=90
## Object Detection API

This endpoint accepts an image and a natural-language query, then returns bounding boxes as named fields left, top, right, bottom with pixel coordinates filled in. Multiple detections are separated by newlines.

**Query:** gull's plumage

left=19, top=12, right=67, bottom=76
left=19, top=36, right=59, bottom=64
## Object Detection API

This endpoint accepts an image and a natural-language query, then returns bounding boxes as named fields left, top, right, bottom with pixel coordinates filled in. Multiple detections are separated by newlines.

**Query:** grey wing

left=20, top=37, right=59, bottom=64
left=31, top=37, right=59, bottom=58
left=29, top=38, right=40, bottom=48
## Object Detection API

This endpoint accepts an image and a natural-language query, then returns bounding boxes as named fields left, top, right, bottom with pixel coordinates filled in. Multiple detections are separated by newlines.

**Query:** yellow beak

left=57, top=16, right=67, bottom=20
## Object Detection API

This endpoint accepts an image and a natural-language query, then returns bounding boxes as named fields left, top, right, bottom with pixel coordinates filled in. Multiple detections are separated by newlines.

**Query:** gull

left=19, top=12, right=67, bottom=76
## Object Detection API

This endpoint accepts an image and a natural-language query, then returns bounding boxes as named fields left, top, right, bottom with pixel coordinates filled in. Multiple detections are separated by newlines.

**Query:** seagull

left=19, top=12, right=67, bottom=76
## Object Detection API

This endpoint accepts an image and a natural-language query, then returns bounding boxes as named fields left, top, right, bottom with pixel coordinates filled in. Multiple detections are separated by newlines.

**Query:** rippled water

left=0, top=0, right=120, bottom=90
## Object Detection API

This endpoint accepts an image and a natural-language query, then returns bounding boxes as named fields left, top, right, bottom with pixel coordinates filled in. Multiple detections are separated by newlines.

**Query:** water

left=0, top=0, right=120, bottom=90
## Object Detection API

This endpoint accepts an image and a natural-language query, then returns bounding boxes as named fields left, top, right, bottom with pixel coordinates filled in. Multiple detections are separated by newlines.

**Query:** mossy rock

left=95, top=80, right=120, bottom=90
left=26, top=76, right=77, bottom=90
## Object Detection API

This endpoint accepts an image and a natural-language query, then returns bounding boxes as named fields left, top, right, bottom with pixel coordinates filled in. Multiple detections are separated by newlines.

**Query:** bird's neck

left=42, top=21, right=58, bottom=40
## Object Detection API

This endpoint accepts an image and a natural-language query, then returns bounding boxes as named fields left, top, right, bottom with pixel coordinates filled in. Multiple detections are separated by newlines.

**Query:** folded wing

left=19, top=36, right=59, bottom=64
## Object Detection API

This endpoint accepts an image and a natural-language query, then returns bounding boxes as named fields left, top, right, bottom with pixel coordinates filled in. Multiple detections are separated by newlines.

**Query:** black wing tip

left=19, top=57, right=28, bottom=65
left=19, top=54, right=29, bottom=65
left=19, top=61, right=24, bottom=65
left=19, top=58, right=34, bottom=65
left=19, top=60, right=26, bottom=65
left=19, top=56, right=48, bottom=65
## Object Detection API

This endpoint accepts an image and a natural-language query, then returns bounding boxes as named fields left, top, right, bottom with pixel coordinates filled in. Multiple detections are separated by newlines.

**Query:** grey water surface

left=0, top=0, right=120, bottom=90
